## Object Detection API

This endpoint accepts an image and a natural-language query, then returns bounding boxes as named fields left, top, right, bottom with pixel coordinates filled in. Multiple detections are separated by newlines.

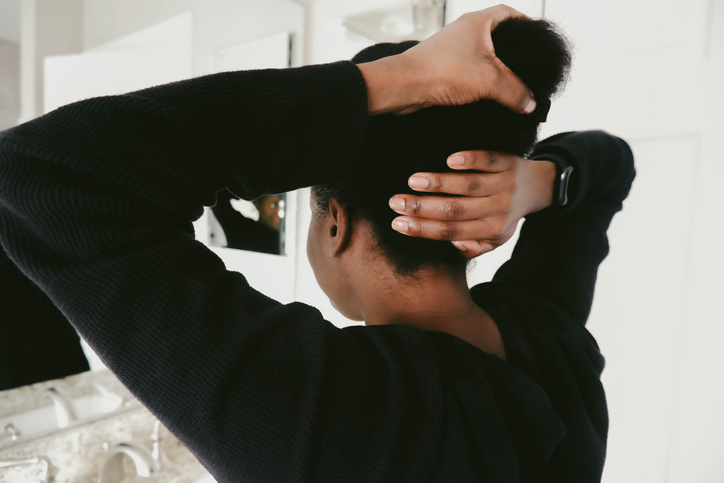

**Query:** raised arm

left=493, top=130, right=635, bottom=323
left=390, top=130, right=635, bottom=324
left=0, top=63, right=371, bottom=482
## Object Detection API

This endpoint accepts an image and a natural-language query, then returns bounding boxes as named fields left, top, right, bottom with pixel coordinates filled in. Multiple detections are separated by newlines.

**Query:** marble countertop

left=0, top=371, right=215, bottom=483
left=0, top=370, right=131, bottom=419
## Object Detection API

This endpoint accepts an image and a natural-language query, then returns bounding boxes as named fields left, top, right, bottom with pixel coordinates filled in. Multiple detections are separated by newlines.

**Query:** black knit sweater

left=0, top=62, right=634, bottom=482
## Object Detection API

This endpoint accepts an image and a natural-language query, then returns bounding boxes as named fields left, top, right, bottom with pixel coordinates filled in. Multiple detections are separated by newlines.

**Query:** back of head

left=313, top=17, right=571, bottom=277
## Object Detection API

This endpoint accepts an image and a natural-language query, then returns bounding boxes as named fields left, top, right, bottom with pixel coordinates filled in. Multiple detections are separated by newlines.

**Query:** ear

left=327, top=199, right=353, bottom=257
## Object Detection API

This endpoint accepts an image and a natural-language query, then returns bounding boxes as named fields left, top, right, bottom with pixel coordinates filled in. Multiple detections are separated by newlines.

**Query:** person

left=0, top=6, right=634, bottom=483
left=211, top=189, right=283, bottom=254
left=0, top=246, right=89, bottom=390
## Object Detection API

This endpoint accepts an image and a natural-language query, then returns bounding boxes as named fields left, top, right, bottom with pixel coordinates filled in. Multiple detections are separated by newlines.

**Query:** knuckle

left=428, top=175, right=443, bottom=190
left=410, top=199, right=423, bottom=215
left=443, top=200, right=463, bottom=220
left=439, top=223, right=457, bottom=241
left=405, top=220, right=421, bottom=235
left=488, top=151, right=497, bottom=166
left=465, top=177, right=481, bottom=194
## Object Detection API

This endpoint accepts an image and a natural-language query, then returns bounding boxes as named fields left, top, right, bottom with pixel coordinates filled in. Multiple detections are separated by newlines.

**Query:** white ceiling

left=0, top=0, right=20, bottom=43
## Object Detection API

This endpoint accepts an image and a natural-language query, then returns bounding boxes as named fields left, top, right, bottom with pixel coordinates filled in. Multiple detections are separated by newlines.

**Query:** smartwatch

left=556, top=165, right=574, bottom=206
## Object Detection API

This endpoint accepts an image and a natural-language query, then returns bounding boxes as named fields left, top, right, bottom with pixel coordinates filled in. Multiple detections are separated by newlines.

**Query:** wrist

left=357, top=55, right=426, bottom=115
left=526, top=160, right=557, bottom=215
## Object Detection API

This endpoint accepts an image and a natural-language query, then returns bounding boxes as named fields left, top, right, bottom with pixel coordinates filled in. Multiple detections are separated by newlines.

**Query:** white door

left=450, top=0, right=724, bottom=481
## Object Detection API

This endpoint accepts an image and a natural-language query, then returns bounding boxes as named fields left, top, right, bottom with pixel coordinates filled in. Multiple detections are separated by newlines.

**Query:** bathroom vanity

left=0, top=370, right=215, bottom=482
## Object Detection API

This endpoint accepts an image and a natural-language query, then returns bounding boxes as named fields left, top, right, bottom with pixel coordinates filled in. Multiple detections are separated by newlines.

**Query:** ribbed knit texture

left=0, top=61, right=634, bottom=482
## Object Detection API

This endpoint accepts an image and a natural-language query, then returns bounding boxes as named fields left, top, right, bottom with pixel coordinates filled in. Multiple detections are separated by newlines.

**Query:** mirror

left=206, top=32, right=295, bottom=256
left=208, top=190, right=287, bottom=255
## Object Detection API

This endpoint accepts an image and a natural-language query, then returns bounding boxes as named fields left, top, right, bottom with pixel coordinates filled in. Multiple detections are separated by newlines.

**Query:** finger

left=480, top=6, right=535, bottom=113
left=446, top=151, right=514, bottom=172
left=451, top=240, right=496, bottom=259
left=488, top=5, right=531, bottom=30
left=391, top=216, right=506, bottom=242
left=407, top=172, right=502, bottom=196
left=489, top=57, right=536, bottom=114
left=389, top=194, right=496, bottom=221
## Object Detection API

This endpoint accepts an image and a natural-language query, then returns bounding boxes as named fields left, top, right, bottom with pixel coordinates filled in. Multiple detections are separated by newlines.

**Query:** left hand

left=388, top=151, right=557, bottom=259
left=358, top=5, right=535, bottom=115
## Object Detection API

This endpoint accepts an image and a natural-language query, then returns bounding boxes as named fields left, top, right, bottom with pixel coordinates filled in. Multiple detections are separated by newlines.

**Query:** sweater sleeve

left=482, top=130, right=636, bottom=325
left=0, top=62, right=385, bottom=481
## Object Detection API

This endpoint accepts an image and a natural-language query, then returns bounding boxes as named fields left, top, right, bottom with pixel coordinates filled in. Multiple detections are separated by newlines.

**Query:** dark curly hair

left=313, top=17, right=571, bottom=277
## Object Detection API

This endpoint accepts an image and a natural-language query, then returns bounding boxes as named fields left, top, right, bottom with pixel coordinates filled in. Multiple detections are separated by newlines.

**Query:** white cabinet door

left=44, top=13, right=193, bottom=113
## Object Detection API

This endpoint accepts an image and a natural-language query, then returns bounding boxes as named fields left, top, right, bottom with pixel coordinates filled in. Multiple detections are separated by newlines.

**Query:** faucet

left=0, top=455, right=57, bottom=482
left=0, top=423, right=21, bottom=443
left=39, top=387, right=78, bottom=428
left=96, top=442, right=160, bottom=483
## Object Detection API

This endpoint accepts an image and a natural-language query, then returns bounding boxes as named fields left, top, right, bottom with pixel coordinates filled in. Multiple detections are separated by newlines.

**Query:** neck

left=360, top=268, right=476, bottom=326
left=356, top=265, right=507, bottom=360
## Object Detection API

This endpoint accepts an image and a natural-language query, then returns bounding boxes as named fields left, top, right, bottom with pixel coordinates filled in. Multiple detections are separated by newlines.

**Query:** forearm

left=493, top=130, right=635, bottom=323
left=0, top=63, right=372, bottom=305
left=0, top=61, right=372, bottom=337
left=527, top=131, right=636, bottom=221
left=0, top=61, right=376, bottom=480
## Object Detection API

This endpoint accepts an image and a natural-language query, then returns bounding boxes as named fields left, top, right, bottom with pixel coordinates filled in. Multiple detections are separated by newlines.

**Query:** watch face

left=558, top=165, right=574, bottom=206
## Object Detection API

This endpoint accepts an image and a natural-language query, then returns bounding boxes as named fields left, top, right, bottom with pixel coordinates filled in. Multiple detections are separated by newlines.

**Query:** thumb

left=489, top=59, right=536, bottom=114
left=452, top=240, right=496, bottom=259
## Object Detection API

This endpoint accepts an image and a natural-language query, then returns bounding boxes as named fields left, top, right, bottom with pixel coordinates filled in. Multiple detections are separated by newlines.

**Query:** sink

left=0, top=392, right=125, bottom=441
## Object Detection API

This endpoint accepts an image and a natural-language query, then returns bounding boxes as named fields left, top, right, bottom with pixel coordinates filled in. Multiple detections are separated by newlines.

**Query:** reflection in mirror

left=208, top=190, right=287, bottom=255
left=206, top=32, right=293, bottom=257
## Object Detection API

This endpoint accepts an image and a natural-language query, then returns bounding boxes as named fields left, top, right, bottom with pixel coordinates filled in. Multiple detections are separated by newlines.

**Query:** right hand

left=359, top=5, right=536, bottom=115
left=388, top=150, right=557, bottom=259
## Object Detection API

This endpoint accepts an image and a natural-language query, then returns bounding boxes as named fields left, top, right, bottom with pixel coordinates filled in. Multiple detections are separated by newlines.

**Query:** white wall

left=0, top=0, right=21, bottom=43
left=82, top=0, right=304, bottom=76
left=19, top=0, right=83, bottom=122
left=0, top=39, right=20, bottom=131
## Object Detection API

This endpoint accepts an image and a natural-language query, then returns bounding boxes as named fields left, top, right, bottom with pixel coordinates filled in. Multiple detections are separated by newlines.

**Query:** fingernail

left=409, top=176, right=429, bottom=189
left=452, top=241, right=467, bottom=252
left=523, top=96, right=537, bottom=114
left=389, top=196, right=405, bottom=211
left=392, top=219, right=409, bottom=232
left=447, top=155, right=465, bottom=167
